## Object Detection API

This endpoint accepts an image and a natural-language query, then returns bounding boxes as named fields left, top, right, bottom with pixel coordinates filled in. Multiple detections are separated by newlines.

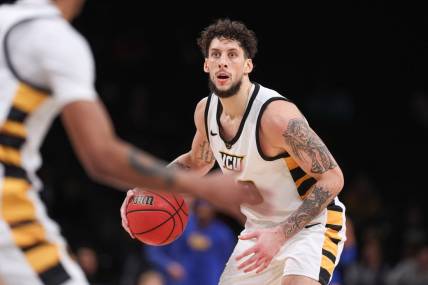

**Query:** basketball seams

left=126, top=209, right=173, bottom=235
left=173, top=195, right=189, bottom=216
left=145, top=190, right=185, bottom=235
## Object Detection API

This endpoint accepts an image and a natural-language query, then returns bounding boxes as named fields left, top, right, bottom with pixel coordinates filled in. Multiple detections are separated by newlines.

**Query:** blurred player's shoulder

left=0, top=1, right=89, bottom=54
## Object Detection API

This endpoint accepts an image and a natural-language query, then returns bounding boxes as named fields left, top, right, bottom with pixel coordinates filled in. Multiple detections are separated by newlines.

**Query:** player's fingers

left=238, top=231, right=259, bottom=240
left=235, top=246, right=258, bottom=261
left=120, top=214, right=135, bottom=238
left=120, top=190, right=136, bottom=238
left=255, top=259, right=270, bottom=274
left=126, top=188, right=136, bottom=200
left=121, top=189, right=135, bottom=215
left=237, top=254, right=258, bottom=270
left=120, top=193, right=131, bottom=224
left=244, top=257, right=265, bottom=273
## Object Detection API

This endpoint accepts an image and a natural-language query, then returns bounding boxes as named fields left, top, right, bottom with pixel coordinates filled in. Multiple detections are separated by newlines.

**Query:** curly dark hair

left=197, top=19, right=258, bottom=59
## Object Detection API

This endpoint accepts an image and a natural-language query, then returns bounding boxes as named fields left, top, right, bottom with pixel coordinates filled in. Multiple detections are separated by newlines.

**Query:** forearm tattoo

left=169, top=161, right=191, bottom=171
left=283, top=119, right=337, bottom=174
left=281, top=185, right=332, bottom=239
left=128, top=147, right=175, bottom=187
left=197, top=141, right=214, bottom=163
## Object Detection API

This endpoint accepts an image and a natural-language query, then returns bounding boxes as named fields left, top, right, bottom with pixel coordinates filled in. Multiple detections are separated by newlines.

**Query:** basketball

left=126, top=190, right=189, bottom=246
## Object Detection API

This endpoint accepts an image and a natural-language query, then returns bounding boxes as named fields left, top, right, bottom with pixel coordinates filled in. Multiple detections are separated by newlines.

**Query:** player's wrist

left=274, top=225, right=287, bottom=244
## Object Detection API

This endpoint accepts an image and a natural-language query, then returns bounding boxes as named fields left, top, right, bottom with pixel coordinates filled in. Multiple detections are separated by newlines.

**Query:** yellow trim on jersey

left=326, top=211, right=342, bottom=227
left=25, top=243, right=60, bottom=273
left=2, top=178, right=31, bottom=195
left=321, top=253, right=336, bottom=276
left=0, top=82, right=60, bottom=276
left=1, top=194, right=36, bottom=224
left=12, top=222, right=46, bottom=248
left=13, top=83, right=48, bottom=113
left=283, top=156, right=298, bottom=170
left=320, top=208, right=343, bottom=276
left=323, top=230, right=339, bottom=257
left=0, top=120, right=27, bottom=137
left=295, top=174, right=311, bottom=188
left=0, top=145, right=21, bottom=165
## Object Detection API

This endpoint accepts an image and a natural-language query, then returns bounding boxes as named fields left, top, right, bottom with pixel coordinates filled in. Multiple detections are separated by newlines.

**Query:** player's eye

left=210, top=52, right=220, bottom=58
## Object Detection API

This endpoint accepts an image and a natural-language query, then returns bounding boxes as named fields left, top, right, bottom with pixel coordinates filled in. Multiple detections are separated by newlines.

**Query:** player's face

left=204, top=37, right=253, bottom=98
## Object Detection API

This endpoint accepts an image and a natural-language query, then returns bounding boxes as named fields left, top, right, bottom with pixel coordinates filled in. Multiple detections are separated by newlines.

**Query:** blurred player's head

left=198, top=19, right=258, bottom=98
left=11, top=0, right=86, bottom=21
left=52, top=0, right=86, bottom=20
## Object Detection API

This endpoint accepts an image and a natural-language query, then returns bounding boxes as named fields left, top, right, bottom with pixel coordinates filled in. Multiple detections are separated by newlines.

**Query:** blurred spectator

left=345, top=229, right=389, bottom=285
left=402, top=204, right=426, bottom=259
left=145, top=199, right=235, bottom=285
left=120, top=243, right=153, bottom=285
left=75, top=246, right=106, bottom=285
left=344, top=172, right=384, bottom=228
left=137, top=271, right=164, bottom=285
left=387, top=243, right=428, bottom=285
left=330, top=216, right=358, bottom=285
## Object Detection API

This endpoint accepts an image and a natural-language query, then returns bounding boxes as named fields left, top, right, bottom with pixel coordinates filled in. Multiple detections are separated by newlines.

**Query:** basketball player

left=122, top=19, right=346, bottom=285
left=0, top=2, right=260, bottom=284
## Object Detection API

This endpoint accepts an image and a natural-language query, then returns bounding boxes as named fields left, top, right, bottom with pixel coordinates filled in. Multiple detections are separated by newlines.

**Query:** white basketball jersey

left=0, top=2, right=96, bottom=197
left=205, top=83, right=342, bottom=227
left=0, top=2, right=95, bottom=284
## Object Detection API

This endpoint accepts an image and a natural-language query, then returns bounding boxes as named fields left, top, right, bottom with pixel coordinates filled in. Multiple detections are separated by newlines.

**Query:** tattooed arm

left=236, top=100, right=344, bottom=274
left=263, top=101, right=344, bottom=240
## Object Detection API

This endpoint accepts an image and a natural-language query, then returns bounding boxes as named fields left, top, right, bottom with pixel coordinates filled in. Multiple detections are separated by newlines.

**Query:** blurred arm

left=61, top=100, right=179, bottom=191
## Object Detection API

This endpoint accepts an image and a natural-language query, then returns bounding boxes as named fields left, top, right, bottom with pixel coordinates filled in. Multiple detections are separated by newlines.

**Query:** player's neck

left=219, top=78, right=253, bottom=119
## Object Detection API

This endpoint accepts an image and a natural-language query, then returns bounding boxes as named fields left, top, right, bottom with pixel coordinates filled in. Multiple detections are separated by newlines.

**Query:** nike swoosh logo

left=304, top=223, right=321, bottom=229
left=210, top=130, right=218, bottom=136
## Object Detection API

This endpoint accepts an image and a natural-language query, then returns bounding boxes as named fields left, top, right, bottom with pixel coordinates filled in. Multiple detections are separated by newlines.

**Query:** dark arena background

left=30, top=1, right=427, bottom=284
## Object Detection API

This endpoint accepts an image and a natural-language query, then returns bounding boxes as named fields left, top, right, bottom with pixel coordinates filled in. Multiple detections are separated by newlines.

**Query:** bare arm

left=168, top=97, right=215, bottom=176
left=262, top=100, right=344, bottom=240
left=61, top=100, right=179, bottom=190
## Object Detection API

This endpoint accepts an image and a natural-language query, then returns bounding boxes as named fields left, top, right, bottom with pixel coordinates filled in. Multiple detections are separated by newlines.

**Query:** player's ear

left=203, top=58, right=210, bottom=73
left=244, top=58, right=253, bottom=75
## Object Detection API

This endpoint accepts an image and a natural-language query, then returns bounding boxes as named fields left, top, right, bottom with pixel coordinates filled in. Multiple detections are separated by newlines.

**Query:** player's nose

left=217, top=54, right=229, bottom=68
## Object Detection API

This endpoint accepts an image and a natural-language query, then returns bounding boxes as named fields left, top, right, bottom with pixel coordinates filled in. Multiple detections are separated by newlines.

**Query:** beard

left=208, top=78, right=242, bottom=98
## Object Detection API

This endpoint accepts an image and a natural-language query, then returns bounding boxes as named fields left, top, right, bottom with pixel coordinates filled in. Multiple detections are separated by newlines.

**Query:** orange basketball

left=126, top=190, right=189, bottom=246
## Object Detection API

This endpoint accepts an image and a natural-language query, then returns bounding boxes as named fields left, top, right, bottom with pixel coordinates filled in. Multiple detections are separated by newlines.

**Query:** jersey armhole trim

left=204, top=94, right=213, bottom=143
left=256, top=97, right=291, bottom=161
left=3, top=16, right=57, bottom=94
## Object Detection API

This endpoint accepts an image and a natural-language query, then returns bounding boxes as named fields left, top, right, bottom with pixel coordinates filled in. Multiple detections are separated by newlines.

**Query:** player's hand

left=193, top=171, right=264, bottom=219
left=120, top=188, right=137, bottom=238
left=236, top=226, right=286, bottom=273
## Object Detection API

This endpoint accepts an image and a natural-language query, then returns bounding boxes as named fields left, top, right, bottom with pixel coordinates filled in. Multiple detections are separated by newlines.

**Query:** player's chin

left=216, top=80, right=231, bottom=88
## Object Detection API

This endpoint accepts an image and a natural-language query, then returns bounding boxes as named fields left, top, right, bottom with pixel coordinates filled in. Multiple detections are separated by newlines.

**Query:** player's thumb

left=238, top=231, right=259, bottom=240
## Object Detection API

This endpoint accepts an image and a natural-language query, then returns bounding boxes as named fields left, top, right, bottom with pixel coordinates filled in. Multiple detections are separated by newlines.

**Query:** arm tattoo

left=197, top=141, right=214, bottom=163
left=281, top=185, right=332, bottom=239
left=128, top=147, right=175, bottom=187
left=283, top=118, right=337, bottom=174
left=169, top=161, right=191, bottom=171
